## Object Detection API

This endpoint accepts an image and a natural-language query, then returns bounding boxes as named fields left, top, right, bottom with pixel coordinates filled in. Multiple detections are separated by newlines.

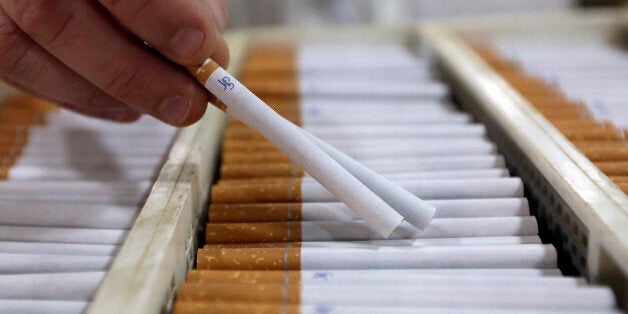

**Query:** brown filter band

left=211, top=178, right=301, bottom=203
left=225, top=124, right=309, bottom=140
left=545, top=117, right=598, bottom=125
left=611, top=176, right=628, bottom=184
left=243, top=48, right=295, bottom=70
left=219, top=163, right=303, bottom=179
left=209, top=203, right=303, bottom=223
left=205, top=222, right=302, bottom=244
left=187, top=60, right=220, bottom=86
left=0, top=167, right=9, bottom=180
left=197, top=245, right=301, bottom=270
left=573, top=142, right=628, bottom=161
left=536, top=105, right=589, bottom=119
left=241, top=70, right=298, bottom=84
left=552, top=120, right=612, bottom=128
left=216, top=177, right=306, bottom=187
left=563, top=130, right=623, bottom=142
left=595, top=162, right=628, bottom=176
left=173, top=302, right=300, bottom=314
left=231, top=112, right=301, bottom=125
left=223, top=141, right=282, bottom=153
left=0, top=95, right=55, bottom=180
left=522, top=98, right=584, bottom=109
left=203, top=242, right=303, bottom=250
left=186, top=270, right=302, bottom=285
left=222, top=151, right=291, bottom=164
left=242, top=79, right=299, bottom=96
left=177, top=283, right=301, bottom=304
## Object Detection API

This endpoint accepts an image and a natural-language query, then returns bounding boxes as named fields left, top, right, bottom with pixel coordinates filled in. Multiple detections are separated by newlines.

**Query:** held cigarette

left=189, top=59, right=437, bottom=235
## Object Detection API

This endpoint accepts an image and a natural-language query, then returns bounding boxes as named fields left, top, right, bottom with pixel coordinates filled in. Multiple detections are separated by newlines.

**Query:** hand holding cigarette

left=189, top=59, right=436, bottom=237
left=0, top=0, right=228, bottom=125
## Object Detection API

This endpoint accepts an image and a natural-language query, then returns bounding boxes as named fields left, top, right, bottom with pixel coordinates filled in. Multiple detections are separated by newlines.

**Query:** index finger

left=99, top=0, right=229, bottom=66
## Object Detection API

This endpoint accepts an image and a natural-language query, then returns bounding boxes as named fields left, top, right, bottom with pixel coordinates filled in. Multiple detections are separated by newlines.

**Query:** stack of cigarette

left=173, top=44, right=618, bottom=313
left=473, top=43, right=628, bottom=194
left=0, top=95, right=176, bottom=313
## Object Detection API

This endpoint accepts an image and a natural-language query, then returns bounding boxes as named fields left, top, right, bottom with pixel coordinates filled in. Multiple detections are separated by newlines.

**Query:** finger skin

left=99, top=0, right=229, bottom=66
left=1, top=0, right=209, bottom=126
left=0, top=5, right=140, bottom=121
left=1, top=77, right=141, bottom=122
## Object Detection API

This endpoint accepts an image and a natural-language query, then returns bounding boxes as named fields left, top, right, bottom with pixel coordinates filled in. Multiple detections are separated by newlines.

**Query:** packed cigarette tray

left=420, top=8, right=628, bottom=305
left=76, top=9, right=625, bottom=313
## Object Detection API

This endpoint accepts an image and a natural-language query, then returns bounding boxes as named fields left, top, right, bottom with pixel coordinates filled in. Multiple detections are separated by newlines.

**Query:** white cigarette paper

left=0, top=202, right=138, bottom=229
left=0, top=301, right=88, bottom=314
left=0, top=272, right=104, bottom=299
left=0, top=253, right=112, bottom=274
left=0, top=241, right=120, bottom=256
left=301, top=130, right=435, bottom=229
left=0, top=181, right=151, bottom=205
left=298, top=178, right=523, bottom=202
left=0, top=225, right=128, bottom=245
left=193, top=59, right=439, bottom=236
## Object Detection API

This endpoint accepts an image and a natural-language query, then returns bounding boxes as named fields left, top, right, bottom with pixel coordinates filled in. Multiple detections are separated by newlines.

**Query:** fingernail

left=159, top=95, right=191, bottom=124
left=170, top=27, right=204, bottom=59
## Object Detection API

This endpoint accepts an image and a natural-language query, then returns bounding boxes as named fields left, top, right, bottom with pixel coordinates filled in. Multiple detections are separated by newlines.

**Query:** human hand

left=0, top=0, right=229, bottom=126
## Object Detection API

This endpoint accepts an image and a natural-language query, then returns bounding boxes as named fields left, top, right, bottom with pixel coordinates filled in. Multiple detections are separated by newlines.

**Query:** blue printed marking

left=313, top=271, right=332, bottom=281
left=218, top=76, right=235, bottom=91
left=315, top=304, right=333, bottom=314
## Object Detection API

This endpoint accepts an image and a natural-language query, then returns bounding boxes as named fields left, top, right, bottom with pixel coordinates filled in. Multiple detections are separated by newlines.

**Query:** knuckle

left=103, top=65, right=148, bottom=103
left=104, top=0, right=154, bottom=22
left=0, top=15, right=34, bottom=76
left=12, top=0, right=80, bottom=47
left=10, top=0, right=50, bottom=33
left=0, top=12, right=21, bottom=55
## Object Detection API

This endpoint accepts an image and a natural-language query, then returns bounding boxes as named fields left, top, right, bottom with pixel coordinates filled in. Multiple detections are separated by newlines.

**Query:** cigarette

left=5, top=164, right=160, bottom=181
left=0, top=301, right=88, bottom=314
left=242, top=77, right=449, bottom=98
left=204, top=236, right=541, bottom=249
left=211, top=178, right=523, bottom=204
left=0, top=202, right=138, bottom=229
left=221, top=142, right=498, bottom=163
left=218, top=168, right=509, bottom=186
left=204, top=217, right=537, bottom=244
left=0, top=253, right=112, bottom=274
left=0, top=241, right=120, bottom=256
left=0, top=225, right=128, bottom=245
left=174, top=281, right=616, bottom=311
left=208, top=198, right=528, bottom=223
left=204, top=235, right=541, bottom=249
left=222, top=137, right=493, bottom=153
left=189, top=59, right=439, bottom=236
left=299, top=130, right=435, bottom=229
left=0, top=272, right=103, bottom=300
left=225, top=124, right=487, bottom=140
left=197, top=243, right=553, bottom=270
left=185, top=268, right=564, bottom=285
left=0, top=181, right=151, bottom=205
left=185, top=267, right=581, bottom=288
left=219, top=155, right=506, bottom=179
left=572, top=142, right=628, bottom=161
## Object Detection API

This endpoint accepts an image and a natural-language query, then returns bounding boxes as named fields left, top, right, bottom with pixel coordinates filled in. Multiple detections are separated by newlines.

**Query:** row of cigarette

left=173, top=44, right=618, bottom=313
left=0, top=95, right=176, bottom=312
left=472, top=44, right=628, bottom=194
